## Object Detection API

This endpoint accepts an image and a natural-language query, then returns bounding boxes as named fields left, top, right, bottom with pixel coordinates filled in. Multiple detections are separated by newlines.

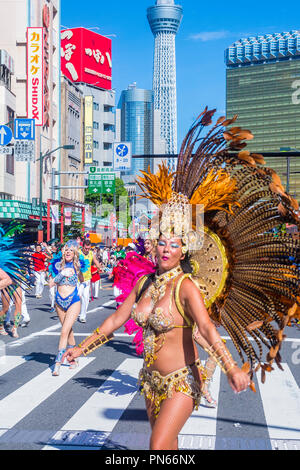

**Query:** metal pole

left=51, top=168, right=55, bottom=239
left=286, top=156, right=290, bottom=193
left=38, top=148, right=43, bottom=243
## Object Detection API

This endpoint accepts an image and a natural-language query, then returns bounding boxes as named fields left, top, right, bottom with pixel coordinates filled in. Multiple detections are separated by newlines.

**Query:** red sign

left=61, top=28, right=112, bottom=90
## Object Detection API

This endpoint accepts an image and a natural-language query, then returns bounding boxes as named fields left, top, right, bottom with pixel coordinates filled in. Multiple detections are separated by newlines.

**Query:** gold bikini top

left=131, top=273, right=196, bottom=333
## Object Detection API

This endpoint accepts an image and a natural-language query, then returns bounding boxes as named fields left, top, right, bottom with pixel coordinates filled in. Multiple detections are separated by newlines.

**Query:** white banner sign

left=27, top=27, right=44, bottom=126
left=51, top=204, right=59, bottom=224
left=85, top=209, right=92, bottom=229
left=64, top=207, right=72, bottom=226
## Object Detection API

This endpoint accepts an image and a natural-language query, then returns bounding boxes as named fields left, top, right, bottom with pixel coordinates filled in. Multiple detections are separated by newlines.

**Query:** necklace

left=146, top=265, right=183, bottom=306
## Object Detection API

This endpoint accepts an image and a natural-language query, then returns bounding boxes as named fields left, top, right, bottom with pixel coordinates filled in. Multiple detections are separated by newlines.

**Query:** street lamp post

left=280, top=147, right=300, bottom=194
left=37, top=144, right=75, bottom=243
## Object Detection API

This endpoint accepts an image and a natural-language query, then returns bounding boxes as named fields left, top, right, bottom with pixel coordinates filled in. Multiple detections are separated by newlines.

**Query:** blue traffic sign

left=0, top=125, right=13, bottom=146
left=14, top=118, right=35, bottom=140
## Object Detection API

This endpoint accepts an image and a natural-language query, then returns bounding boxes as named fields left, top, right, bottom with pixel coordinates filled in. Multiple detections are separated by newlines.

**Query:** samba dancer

left=49, top=241, right=88, bottom=376
left=62, top=109, right=300, bottom=450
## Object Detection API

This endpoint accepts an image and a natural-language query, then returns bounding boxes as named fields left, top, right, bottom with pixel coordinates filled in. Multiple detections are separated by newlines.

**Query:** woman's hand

left=226, top=366, right=250, bottom=393
left=62, top=346, right=82, bottom=364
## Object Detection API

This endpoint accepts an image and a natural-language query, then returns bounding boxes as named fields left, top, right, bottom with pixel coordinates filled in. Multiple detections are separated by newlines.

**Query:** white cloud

left=189, top=30, right=230, bottom=41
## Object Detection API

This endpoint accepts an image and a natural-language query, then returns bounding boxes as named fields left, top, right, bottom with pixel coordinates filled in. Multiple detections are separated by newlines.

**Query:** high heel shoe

left=0, top=325, right=8, bottom=335
left=52, top=349, right=66, bottom=376
left=11, top=327, right=19, bottom=338
left=52, top=362, right=61, bottom=376
left=69, top=358, right=79, bottom=369
left=202, top=387, right=217, bottom=408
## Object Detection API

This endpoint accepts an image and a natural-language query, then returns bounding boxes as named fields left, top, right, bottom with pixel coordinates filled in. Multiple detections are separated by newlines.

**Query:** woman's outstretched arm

left=180, top=278, right=250, bottom=394
left=62, top=281, right=140, bottom=362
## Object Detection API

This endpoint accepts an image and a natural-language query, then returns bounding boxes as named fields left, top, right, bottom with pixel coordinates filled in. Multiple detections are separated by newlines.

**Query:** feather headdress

left=136, top=108, right=300, bottom=381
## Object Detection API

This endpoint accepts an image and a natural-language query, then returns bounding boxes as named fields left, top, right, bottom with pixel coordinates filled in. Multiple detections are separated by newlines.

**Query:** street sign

left=0, top=146, right=13, bottom=155
left=88, top=167, right=116, bottom=195
left=113, top=141, right=132, bottom=171
left=0, top=125, right=13, bottom=146
left=14, top=140, right=35, bottom=161
left=88, top=167, right=102, bottom=194
left=14, top=118, right=35, bottom=140
left=101, top=172, right=116, bottom=194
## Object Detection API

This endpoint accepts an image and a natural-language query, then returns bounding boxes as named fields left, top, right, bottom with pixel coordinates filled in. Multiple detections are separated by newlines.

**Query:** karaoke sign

left=27, top=27, right=44, bottom=126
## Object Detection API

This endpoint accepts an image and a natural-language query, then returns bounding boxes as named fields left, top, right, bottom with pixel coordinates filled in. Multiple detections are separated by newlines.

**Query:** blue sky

left=62, top=0, right=300, bottom=146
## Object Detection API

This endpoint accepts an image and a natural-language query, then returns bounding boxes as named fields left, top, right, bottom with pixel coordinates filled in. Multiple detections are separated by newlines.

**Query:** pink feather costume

left=113, top=251, right=156, bottom=354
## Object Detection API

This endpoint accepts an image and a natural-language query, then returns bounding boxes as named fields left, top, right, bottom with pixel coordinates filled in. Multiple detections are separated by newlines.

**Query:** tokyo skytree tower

left=147, top=0, right=183, bottom=169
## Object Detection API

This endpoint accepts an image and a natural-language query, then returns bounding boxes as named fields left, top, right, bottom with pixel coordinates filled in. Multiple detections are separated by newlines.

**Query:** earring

left=182, top=245, right=188, bottom=254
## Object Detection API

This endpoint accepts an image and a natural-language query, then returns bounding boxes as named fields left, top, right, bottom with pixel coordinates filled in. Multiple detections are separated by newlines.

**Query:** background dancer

left=49, top=241, right=88, bottom=376
left=78, top=239, right=102, bottom=323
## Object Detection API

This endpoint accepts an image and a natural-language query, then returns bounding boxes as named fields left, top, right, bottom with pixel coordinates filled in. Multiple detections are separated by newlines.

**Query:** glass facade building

left=225, top=31, right=300, bottom=200
left=118, top=85, right=154, bottom=175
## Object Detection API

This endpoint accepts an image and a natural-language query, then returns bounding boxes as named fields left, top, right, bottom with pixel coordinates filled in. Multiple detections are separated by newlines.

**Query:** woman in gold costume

left=63, top=233, right=249, bottom=450
left=63, top=108, right=300, bottom=450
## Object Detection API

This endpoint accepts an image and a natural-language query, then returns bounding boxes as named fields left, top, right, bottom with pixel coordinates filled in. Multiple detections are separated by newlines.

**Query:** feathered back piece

left=136, top=107, right=300, bottom=381
left=0, top=221, right=33, bottom=296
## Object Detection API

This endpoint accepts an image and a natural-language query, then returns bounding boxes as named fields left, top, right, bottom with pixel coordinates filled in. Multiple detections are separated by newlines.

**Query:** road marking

left=7, top=300, right=116, bottom=348
left=8, top=323, right=61, bottom=348
left=180, top=361, right=221, bottom=440
left=0, top=355, right=33, bottom=376
left=61, top=358, right=142, bottom=432
left=257, top=363, right=300, bottom=440
left=0, top=357, right=95, bottom=429
left=43, top=358, right=142, bottom=449
left=86, top=299, right=115, bottom=314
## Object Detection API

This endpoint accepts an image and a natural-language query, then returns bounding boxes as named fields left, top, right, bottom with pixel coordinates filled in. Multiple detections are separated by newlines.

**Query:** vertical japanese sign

left=27, top=27, right=44, bottom=126
left=84, top=96, right=93, bottom=164
left=42, top=3, right=50, bottom=129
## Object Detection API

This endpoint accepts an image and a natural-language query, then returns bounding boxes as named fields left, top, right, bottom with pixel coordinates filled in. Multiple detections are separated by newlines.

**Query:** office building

left=226, top=31, right=300, bottom=199
left=117, top=83, right=154, bottom=175
left=61, top=27, right=115, bottom=168
left=60, top=76, right=85, bottom=204
left=0, top=0, right=61, bottom=204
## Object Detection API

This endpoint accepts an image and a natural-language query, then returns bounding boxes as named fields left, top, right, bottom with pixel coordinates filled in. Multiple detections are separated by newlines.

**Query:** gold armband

left=204, top=340, right=237, bottom=375
left=78, top=328, right=114, bottom=356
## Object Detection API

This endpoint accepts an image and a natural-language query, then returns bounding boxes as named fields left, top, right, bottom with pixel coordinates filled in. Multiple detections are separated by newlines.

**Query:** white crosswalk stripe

left=0, top=355, right=33, bottom=376
left=257, top=363, right=300, bottom=443
left=0, top=357, right=95, bottom=430
left=0, top=355, right=299, bottom=450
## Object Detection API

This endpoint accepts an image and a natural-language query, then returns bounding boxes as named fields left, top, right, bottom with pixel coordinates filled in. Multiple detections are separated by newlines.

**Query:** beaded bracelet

left=78, top=329, right=114, bottom=356
left=204, top=340, right=237, bottom=375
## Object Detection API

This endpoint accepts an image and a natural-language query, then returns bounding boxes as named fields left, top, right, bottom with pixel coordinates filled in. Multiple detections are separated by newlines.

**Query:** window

left=93, top=121, right=99, bottom=130
left=103, top=143, right=112, bottom=150
left=104, top=124, right=115, bottom=131
left=93, top=140, right=99, bottom=149
left=93, top=102, right=99, bottom=111
left=104, top=105, right=113, bottom=112
left=6, top=154, right=14, bottom=175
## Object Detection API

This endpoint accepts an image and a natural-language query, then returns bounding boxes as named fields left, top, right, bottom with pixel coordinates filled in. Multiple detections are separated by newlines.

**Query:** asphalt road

left=0, top=281, right=300, bottom=451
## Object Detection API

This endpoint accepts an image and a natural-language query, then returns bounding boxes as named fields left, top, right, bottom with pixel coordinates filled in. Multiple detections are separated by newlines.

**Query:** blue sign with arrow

left=14, top=118, right=35, bottom=140
left=0, top=125, right=13, bottom=146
